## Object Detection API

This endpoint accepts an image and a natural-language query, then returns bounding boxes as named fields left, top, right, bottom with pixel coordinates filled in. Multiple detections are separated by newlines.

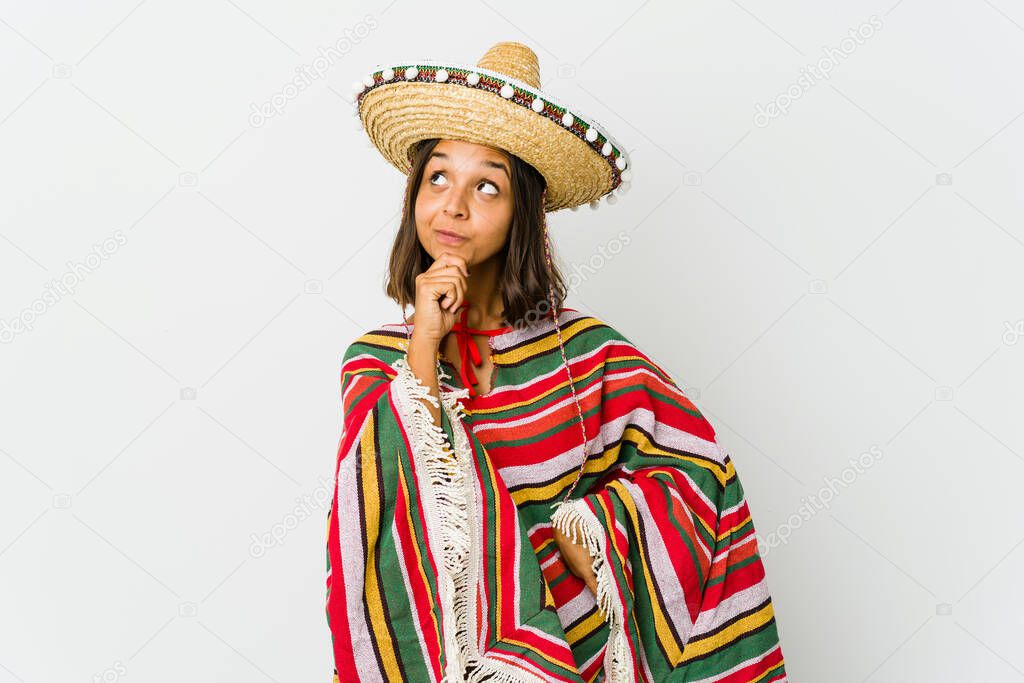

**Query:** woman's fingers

left=422, top=274, right=466, bottom=312
left=429, top=252, right=470, bottom=278
left=423, top=253, right=470, bottom=312
left=568, top=550, right=595, bottom=592
left=429, top=280, right=461, bottom=313
left=553, top=526, right=597, bottom=595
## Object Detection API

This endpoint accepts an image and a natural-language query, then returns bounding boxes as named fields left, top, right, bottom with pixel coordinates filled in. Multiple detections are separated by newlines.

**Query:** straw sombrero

left=350, top=41, right=632, bottom=213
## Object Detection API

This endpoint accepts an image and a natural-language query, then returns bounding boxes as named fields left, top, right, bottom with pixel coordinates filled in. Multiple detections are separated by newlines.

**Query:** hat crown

left=476, top=41, right=541, bottom=89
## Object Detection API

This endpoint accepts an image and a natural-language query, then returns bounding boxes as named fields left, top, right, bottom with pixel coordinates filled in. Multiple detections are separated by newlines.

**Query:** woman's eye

left=429, top=171, right=498, bottom=196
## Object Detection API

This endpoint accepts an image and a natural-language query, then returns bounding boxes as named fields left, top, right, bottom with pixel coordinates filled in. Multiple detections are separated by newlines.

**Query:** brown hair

left=384, top=138, right=567, bottom=327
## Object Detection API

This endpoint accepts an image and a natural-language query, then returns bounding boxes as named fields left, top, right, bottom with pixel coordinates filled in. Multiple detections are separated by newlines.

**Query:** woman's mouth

left=435, top=229, right=467, bottom=245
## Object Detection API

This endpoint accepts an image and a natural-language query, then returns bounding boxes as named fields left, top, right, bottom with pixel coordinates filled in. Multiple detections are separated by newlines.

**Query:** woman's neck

left=459, top=257, right=505, bottom=328
left=460, top=298, right=506, bottom=329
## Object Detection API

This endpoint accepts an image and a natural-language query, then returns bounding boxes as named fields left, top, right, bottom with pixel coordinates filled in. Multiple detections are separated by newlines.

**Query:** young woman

left=326, top=42, right=787, bottom=682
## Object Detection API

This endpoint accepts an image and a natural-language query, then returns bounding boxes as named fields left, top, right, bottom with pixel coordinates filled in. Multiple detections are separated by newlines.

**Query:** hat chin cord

left=540, top=184, right=590, bottom=510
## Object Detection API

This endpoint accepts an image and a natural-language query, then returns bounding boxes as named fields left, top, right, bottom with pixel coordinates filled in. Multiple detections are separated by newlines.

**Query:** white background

left=2, top=1, right=1023, bottom=681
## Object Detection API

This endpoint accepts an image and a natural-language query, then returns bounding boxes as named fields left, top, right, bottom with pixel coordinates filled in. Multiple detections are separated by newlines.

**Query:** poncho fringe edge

left=390, top=354, right=554, bottom=683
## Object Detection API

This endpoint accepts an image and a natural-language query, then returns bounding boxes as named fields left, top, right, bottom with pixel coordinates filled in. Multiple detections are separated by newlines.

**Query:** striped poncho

left=326, top=308, right=787, bottom=682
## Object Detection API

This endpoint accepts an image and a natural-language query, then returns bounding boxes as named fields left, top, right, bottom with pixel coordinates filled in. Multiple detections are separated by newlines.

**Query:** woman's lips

left=436, top=230, right=467, bottom=245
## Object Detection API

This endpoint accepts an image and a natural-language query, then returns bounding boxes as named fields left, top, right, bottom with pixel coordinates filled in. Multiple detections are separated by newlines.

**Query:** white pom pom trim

left=364, top=62, right=632, bottom=210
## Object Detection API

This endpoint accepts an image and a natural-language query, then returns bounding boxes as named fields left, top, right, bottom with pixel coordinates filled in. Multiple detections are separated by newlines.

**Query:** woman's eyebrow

left=428, top=152, right=510, bottom=180
left=481, top=159, right=511, bottom=180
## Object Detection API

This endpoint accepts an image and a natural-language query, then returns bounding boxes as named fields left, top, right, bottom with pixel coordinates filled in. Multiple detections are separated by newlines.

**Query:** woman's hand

left=552, top=524, right=598, bottom=596
left=410, top=252, right=470, bottom=347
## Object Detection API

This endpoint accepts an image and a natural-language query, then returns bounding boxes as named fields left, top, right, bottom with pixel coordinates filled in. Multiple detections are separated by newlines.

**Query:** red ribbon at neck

left=449, top=300, right=513, bottom=398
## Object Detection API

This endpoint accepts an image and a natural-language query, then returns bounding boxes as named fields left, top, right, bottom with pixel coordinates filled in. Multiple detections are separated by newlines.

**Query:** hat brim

left=355, top=63, right=629, bottom=212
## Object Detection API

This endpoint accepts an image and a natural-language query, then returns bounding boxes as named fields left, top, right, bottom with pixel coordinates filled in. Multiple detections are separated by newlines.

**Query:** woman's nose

left=443, top=194, right=467, bottom=218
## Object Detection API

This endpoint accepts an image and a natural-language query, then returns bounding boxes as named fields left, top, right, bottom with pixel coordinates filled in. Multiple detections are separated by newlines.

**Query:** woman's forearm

left=407, top=335, right=443, bottom=427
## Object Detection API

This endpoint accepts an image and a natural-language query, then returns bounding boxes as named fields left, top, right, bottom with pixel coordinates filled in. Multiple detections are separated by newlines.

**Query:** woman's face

left=414, top=139, right=514, bottom=267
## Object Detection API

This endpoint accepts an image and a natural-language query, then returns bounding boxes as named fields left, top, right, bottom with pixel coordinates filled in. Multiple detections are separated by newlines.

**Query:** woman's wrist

left=406, top=331, right=443, bottom=422
left=407, top=336, right=437, bottom=365
left=409, top=328, right=442, bottom=351
left=408, top=332, right=441, bottom=369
